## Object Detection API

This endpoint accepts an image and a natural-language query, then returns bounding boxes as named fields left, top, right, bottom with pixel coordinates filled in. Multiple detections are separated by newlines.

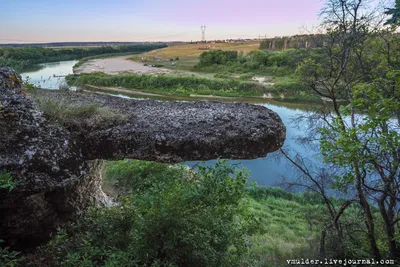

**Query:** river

left=21, top=60, right=79, bottom=90
left=21, top=60, right=322, bottom=186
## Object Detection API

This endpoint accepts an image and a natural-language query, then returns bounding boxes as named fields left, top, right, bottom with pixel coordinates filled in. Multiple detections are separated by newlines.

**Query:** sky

left=0, top=0, right=325, bottom=43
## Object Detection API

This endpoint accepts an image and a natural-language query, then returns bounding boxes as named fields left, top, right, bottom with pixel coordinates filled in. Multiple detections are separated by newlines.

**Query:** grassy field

left=129, top=41, right=261, bottom=70
left=143, top=41, right=260, bottom=58
left=248, top=194, right=319, bottom=266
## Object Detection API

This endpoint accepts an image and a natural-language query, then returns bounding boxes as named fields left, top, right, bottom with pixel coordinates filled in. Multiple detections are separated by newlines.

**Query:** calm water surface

left=21, top=60, right=322, bottom=186
left=21, top=60, right=78, bottom=90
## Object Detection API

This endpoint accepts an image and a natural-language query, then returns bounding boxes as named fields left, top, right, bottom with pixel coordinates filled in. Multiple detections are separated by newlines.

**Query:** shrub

left=0, top=58, right=28, bottom=72
left=272, top=80, right=308, bottom=93
left=45, top=160, right=261, bottom=267
left=197, top=50, right=238, bottom=66
left=103, top=160, right=185, bottom=196
left=213, top=73, right=230, bottom=79
left=0, top=240, right=24, bottom=267
left=239, top=73, right=255, bottom=80
left=66, top=73, right=266, bottom=97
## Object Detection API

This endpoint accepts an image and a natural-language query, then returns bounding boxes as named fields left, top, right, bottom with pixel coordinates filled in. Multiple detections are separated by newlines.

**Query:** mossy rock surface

left=0, top=67, right=23, bottom=90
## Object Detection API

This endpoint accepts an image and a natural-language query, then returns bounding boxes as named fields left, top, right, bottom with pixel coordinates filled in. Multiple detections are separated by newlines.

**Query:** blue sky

left=0, top=0, right=380, bottom=43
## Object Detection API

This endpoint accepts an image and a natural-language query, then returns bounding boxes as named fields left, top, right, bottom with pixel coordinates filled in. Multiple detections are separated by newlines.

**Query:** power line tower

left=201, top=25, right=206, bottom=42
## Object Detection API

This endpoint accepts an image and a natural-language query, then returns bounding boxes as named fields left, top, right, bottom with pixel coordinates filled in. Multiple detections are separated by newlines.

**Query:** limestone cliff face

left=0, top=67, right=286, bottom=249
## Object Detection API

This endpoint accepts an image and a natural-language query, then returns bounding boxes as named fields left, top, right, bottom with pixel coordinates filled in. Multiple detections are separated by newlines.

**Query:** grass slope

left=129, top=42, right=261, bottom=71
left=143, top=42, right=261, bottom=58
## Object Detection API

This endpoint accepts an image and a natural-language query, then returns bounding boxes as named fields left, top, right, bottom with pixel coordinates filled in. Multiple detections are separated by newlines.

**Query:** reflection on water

left=186, top=103, right=321, bottom=186
left=20, top=60, right=78, bottom=90
left=20, top=64, right=45, bottom=73
left=22, top=60, right=322, bottom=186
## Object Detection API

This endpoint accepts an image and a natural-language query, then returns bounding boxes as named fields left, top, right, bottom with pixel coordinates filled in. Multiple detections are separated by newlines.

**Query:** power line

left=201, top=25, right=206, bottom=42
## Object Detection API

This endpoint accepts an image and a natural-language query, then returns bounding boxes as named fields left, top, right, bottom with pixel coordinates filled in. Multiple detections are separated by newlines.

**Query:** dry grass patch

left=135, top=41, right=261, bottom=59
left=129, top=42, right=261, bottom=71
left=35, top=97, right=127, bottom=130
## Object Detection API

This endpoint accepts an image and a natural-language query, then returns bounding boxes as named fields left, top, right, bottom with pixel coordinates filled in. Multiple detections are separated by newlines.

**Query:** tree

left=289, top=0, right=400, bottom=259
left=385, top=0, right=400, bottom=25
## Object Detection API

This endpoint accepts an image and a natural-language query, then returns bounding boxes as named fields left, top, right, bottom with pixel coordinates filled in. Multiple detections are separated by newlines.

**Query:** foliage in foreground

left=5, top=159, right=381, bottom=266
left=0, top=241, right=24, bottom=267
left=38, top=160, right=261, bottom=267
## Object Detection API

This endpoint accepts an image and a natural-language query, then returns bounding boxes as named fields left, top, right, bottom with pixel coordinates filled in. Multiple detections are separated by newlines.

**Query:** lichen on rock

left=0, top=67, right=24, bottom=91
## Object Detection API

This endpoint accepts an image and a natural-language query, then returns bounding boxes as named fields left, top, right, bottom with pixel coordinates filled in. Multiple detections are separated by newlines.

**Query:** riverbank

left=72, top=54, right=321, bottom=103
left=84, top=84, right=314, bottom=105
left=73, top=55, right=173, bottom=76
left=66, top=72, right=267, bottom=98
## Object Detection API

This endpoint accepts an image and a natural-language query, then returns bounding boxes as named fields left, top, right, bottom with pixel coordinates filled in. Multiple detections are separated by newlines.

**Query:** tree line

left=0, top=44, right=167, bottom=72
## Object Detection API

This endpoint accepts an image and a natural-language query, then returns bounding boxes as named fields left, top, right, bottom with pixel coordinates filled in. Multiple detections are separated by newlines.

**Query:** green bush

left=198, top=50, right=238, bottom=66
left=0, top=58, right=27, bottom=72
left=213, top=72, right=230, bottom=79
left=103, top=160, right=185, bottom=196
left=272, top=80, right=308, bottom=93
left=239, top=73, right=255, bottom=80
left=45, top=160, right=261, bottom=267
left=270, top=80, right=320, bottom=102
left=247, top=186, right=324, bottom=205
left=0, top=240, right=24, bottom=267
left=246, top=50, right=271, bottom=66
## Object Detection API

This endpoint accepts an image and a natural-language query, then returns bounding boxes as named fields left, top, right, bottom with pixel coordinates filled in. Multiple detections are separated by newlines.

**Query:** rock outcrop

left=0, top=67, right=286, bottom=249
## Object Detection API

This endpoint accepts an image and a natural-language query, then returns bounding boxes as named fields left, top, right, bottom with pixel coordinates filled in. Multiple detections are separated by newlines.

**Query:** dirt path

left=74, top=56, right=172, bottom=75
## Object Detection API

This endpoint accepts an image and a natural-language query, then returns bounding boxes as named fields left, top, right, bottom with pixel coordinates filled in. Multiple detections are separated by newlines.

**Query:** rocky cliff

left=0, top=67, right=286, bottom=249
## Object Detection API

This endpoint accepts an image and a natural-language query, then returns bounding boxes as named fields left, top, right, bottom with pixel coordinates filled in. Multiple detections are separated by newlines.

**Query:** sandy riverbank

left=74, top=56, right=172, bottom=75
